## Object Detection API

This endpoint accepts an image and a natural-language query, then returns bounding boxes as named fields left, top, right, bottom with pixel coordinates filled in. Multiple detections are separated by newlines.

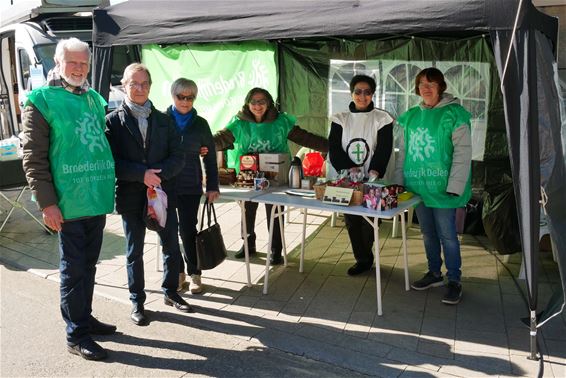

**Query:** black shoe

left=67, top=338, right=108, bottom=361
left=347, top=263, right=372, bottom=276
left=269, top=251, right=283, bottom=265
left=89, top=316, right=116, bottom=335
left=164, top=294, right=194, bottom=313
left=442, top=281, right=462, bottom=305
left=234, top=243, right=256, bottom=259
left=411, top=271, right=444, bottom=291
left=130, top=304, right=148, bottom=326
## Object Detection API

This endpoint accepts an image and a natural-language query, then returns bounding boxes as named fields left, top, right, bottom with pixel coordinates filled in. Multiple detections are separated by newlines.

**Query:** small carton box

left=362, top=183, right=402, bottom=211
left=362, top=182, right=384, bottom=210
left=259, top=153, right=290, bottom=185
left=259, top=153, right=288, bottom=171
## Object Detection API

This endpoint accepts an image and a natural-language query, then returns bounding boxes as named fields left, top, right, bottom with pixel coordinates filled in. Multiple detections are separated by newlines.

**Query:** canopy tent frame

left=91, top=0, right=565, bottom=360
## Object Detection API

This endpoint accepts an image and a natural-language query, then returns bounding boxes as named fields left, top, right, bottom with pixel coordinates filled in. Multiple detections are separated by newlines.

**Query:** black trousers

left=344, top=214, right=375, bottom=266
left=242, top=201, right=284, bottom=254
left=177, top=193, right=202, bottom=276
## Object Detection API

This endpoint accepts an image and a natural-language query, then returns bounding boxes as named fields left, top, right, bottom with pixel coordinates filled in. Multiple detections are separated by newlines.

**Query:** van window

left=34, top=43, right=56, bottom=76
left=18, top=49, right=32, bottom=90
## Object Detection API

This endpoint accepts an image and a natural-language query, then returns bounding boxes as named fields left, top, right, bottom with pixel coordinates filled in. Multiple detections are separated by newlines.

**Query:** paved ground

left=1, top=187, right=565, bottom=377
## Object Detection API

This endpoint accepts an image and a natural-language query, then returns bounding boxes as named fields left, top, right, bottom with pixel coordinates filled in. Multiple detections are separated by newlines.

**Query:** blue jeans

left=177, top=194, right=202, bottom=276
left=122, top=206, right=180, bottom=305
left=415, top=204, right=461, bottom=283
left=59, top=215, right=106, bottom=344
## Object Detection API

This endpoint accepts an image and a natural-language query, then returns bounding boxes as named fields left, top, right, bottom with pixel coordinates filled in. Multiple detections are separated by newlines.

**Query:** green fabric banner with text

left=141, top=42, right=278, bottom=132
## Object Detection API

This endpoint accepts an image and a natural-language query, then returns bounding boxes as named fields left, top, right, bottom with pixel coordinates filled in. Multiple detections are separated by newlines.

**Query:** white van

left=0, top=0, right=134, bottom=139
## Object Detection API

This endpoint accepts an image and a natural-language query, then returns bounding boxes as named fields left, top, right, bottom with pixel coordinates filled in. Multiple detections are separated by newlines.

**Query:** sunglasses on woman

left=176, top=94, right=195, bottom=101
left=249, top=99, right=267, bottom=106
left=353, top=88, right=373, bottom=96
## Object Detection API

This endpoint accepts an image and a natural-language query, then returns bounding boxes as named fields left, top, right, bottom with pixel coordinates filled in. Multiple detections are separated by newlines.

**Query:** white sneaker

left=190, top=274, right=203, bottom=294
left=177, top=272, right=186, bottom=292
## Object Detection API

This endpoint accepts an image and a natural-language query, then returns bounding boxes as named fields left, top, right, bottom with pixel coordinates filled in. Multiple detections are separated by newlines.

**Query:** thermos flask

left=288, top=156, right=303, bottom=189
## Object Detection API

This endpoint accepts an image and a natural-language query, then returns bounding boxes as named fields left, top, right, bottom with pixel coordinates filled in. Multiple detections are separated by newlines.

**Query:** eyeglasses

left=127, top=81, right=150, bottom=90
left=418, top=82, right=438, bottom=89
left=176, top=94, right=195, bottom=102
left=353, top=88, right=373, bottom=96
left=249, top=99, right=267, bottom=106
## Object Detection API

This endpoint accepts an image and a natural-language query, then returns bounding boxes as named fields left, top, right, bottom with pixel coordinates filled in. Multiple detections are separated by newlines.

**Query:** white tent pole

left=500, top=0, right=524, bottom=87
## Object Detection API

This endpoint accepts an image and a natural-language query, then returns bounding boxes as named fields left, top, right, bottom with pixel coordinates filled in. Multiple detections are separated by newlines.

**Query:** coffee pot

left=288, top=156, right=303, bottom=189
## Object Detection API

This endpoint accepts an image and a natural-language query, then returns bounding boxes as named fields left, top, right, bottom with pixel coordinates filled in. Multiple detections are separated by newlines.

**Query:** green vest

left=397, top=103, right=471, bottom=208
left=225, top=112, right=296, bottom=173
left=27, top=87, right=115, bottom=219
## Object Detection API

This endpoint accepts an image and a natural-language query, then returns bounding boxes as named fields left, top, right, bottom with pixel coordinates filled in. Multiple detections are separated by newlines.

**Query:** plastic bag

left=302, top=152, right=324, bottom=177
left=482, top=183, right=521, bottom=255
left=0, top=136, right=22, bottom=161
left=146, top=186, right=167, bottom=231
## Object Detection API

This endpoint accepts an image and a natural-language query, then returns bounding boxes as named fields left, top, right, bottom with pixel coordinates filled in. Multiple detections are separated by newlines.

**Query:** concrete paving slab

left=416, top=338, right=455, bottom=360
left=344, top=311, right=375, bottom=336
left=454, top=328, right=509, bottom=356
left=399, top=365, right=455, bottom=377
left=256, top=327, right=407, bottom=377
left=1, top=194, right=564, bottom=377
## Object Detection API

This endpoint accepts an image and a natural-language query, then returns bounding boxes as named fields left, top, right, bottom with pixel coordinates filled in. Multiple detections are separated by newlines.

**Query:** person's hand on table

left=368, top=170, right=379, bottom=182
left=348, top=166, right=364, bottom=182
left=42, top=204, right=63, bottom=232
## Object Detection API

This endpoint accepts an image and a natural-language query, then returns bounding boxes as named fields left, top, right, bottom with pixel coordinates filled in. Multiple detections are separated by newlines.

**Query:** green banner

left=142, top=42, right=277, bottom=132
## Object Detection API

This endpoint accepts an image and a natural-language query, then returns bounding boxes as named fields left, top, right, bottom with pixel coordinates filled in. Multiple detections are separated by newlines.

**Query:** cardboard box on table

left=259, top=153, right=290, bottom=186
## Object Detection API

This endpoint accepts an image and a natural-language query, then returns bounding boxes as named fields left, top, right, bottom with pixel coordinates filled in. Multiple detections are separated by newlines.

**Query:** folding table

left=217, top=187, right=271, bottom=287
left=253, top=191, right=421, bottom=315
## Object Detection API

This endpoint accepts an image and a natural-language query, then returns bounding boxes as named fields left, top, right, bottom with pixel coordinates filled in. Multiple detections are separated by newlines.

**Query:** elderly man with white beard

left=22, top=37, right=116, bottom=360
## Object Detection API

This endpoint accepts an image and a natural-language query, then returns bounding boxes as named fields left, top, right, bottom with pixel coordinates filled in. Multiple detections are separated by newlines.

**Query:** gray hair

left=121, top=63, right=152, bottom=85
left=170, top=78, right=198, bottom=98
left=54, top=37, right=91, bottom=64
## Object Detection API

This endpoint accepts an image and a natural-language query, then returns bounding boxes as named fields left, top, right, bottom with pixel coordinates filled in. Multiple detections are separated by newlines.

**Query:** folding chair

left=0, top=159, right=52, bottom=234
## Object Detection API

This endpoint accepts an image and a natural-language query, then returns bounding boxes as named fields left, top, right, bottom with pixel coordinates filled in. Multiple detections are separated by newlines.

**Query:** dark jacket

left=21, top=104, right=58, bottom=209
left=166, top=106, right=219, bottom=195
left=105, top=103, right=184, bottom=214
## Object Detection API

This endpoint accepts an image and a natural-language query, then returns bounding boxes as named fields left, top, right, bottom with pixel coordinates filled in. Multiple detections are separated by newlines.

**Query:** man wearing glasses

left=105, top=63, right=190, bottom=326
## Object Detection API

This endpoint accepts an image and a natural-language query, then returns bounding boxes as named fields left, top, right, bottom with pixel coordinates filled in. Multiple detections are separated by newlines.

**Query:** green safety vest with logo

left=397, top=103, right=471, bottom=208
left=27, top=87, right=115, bottom=220
left=225, top=112, right=296, bottom=173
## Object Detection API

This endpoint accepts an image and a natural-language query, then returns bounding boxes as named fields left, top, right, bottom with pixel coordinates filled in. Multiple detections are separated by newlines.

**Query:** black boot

left=235, top=240, right=256, bottom=259
left=269, top=249, right=283, bottom=265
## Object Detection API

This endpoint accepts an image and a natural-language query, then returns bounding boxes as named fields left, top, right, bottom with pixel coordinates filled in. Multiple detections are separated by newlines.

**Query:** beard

left=62, top=72, right=86, bottom=87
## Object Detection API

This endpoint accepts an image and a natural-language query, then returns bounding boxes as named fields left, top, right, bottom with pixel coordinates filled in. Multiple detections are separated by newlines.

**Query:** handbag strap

left=209, top=200, right=218, bottom=225
left=198, top=198, right=219, bottom=231
left=199, top=198, right=208, bottom=232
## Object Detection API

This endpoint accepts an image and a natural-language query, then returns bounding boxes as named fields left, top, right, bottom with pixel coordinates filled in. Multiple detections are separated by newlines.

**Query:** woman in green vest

left=214, top=88, right=327, bottom=265
left=394, top=67, right=472, bottom=305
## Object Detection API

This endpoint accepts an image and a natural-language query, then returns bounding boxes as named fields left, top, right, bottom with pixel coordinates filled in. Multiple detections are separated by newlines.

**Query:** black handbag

left=195, top=199, right=227, bottom=270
